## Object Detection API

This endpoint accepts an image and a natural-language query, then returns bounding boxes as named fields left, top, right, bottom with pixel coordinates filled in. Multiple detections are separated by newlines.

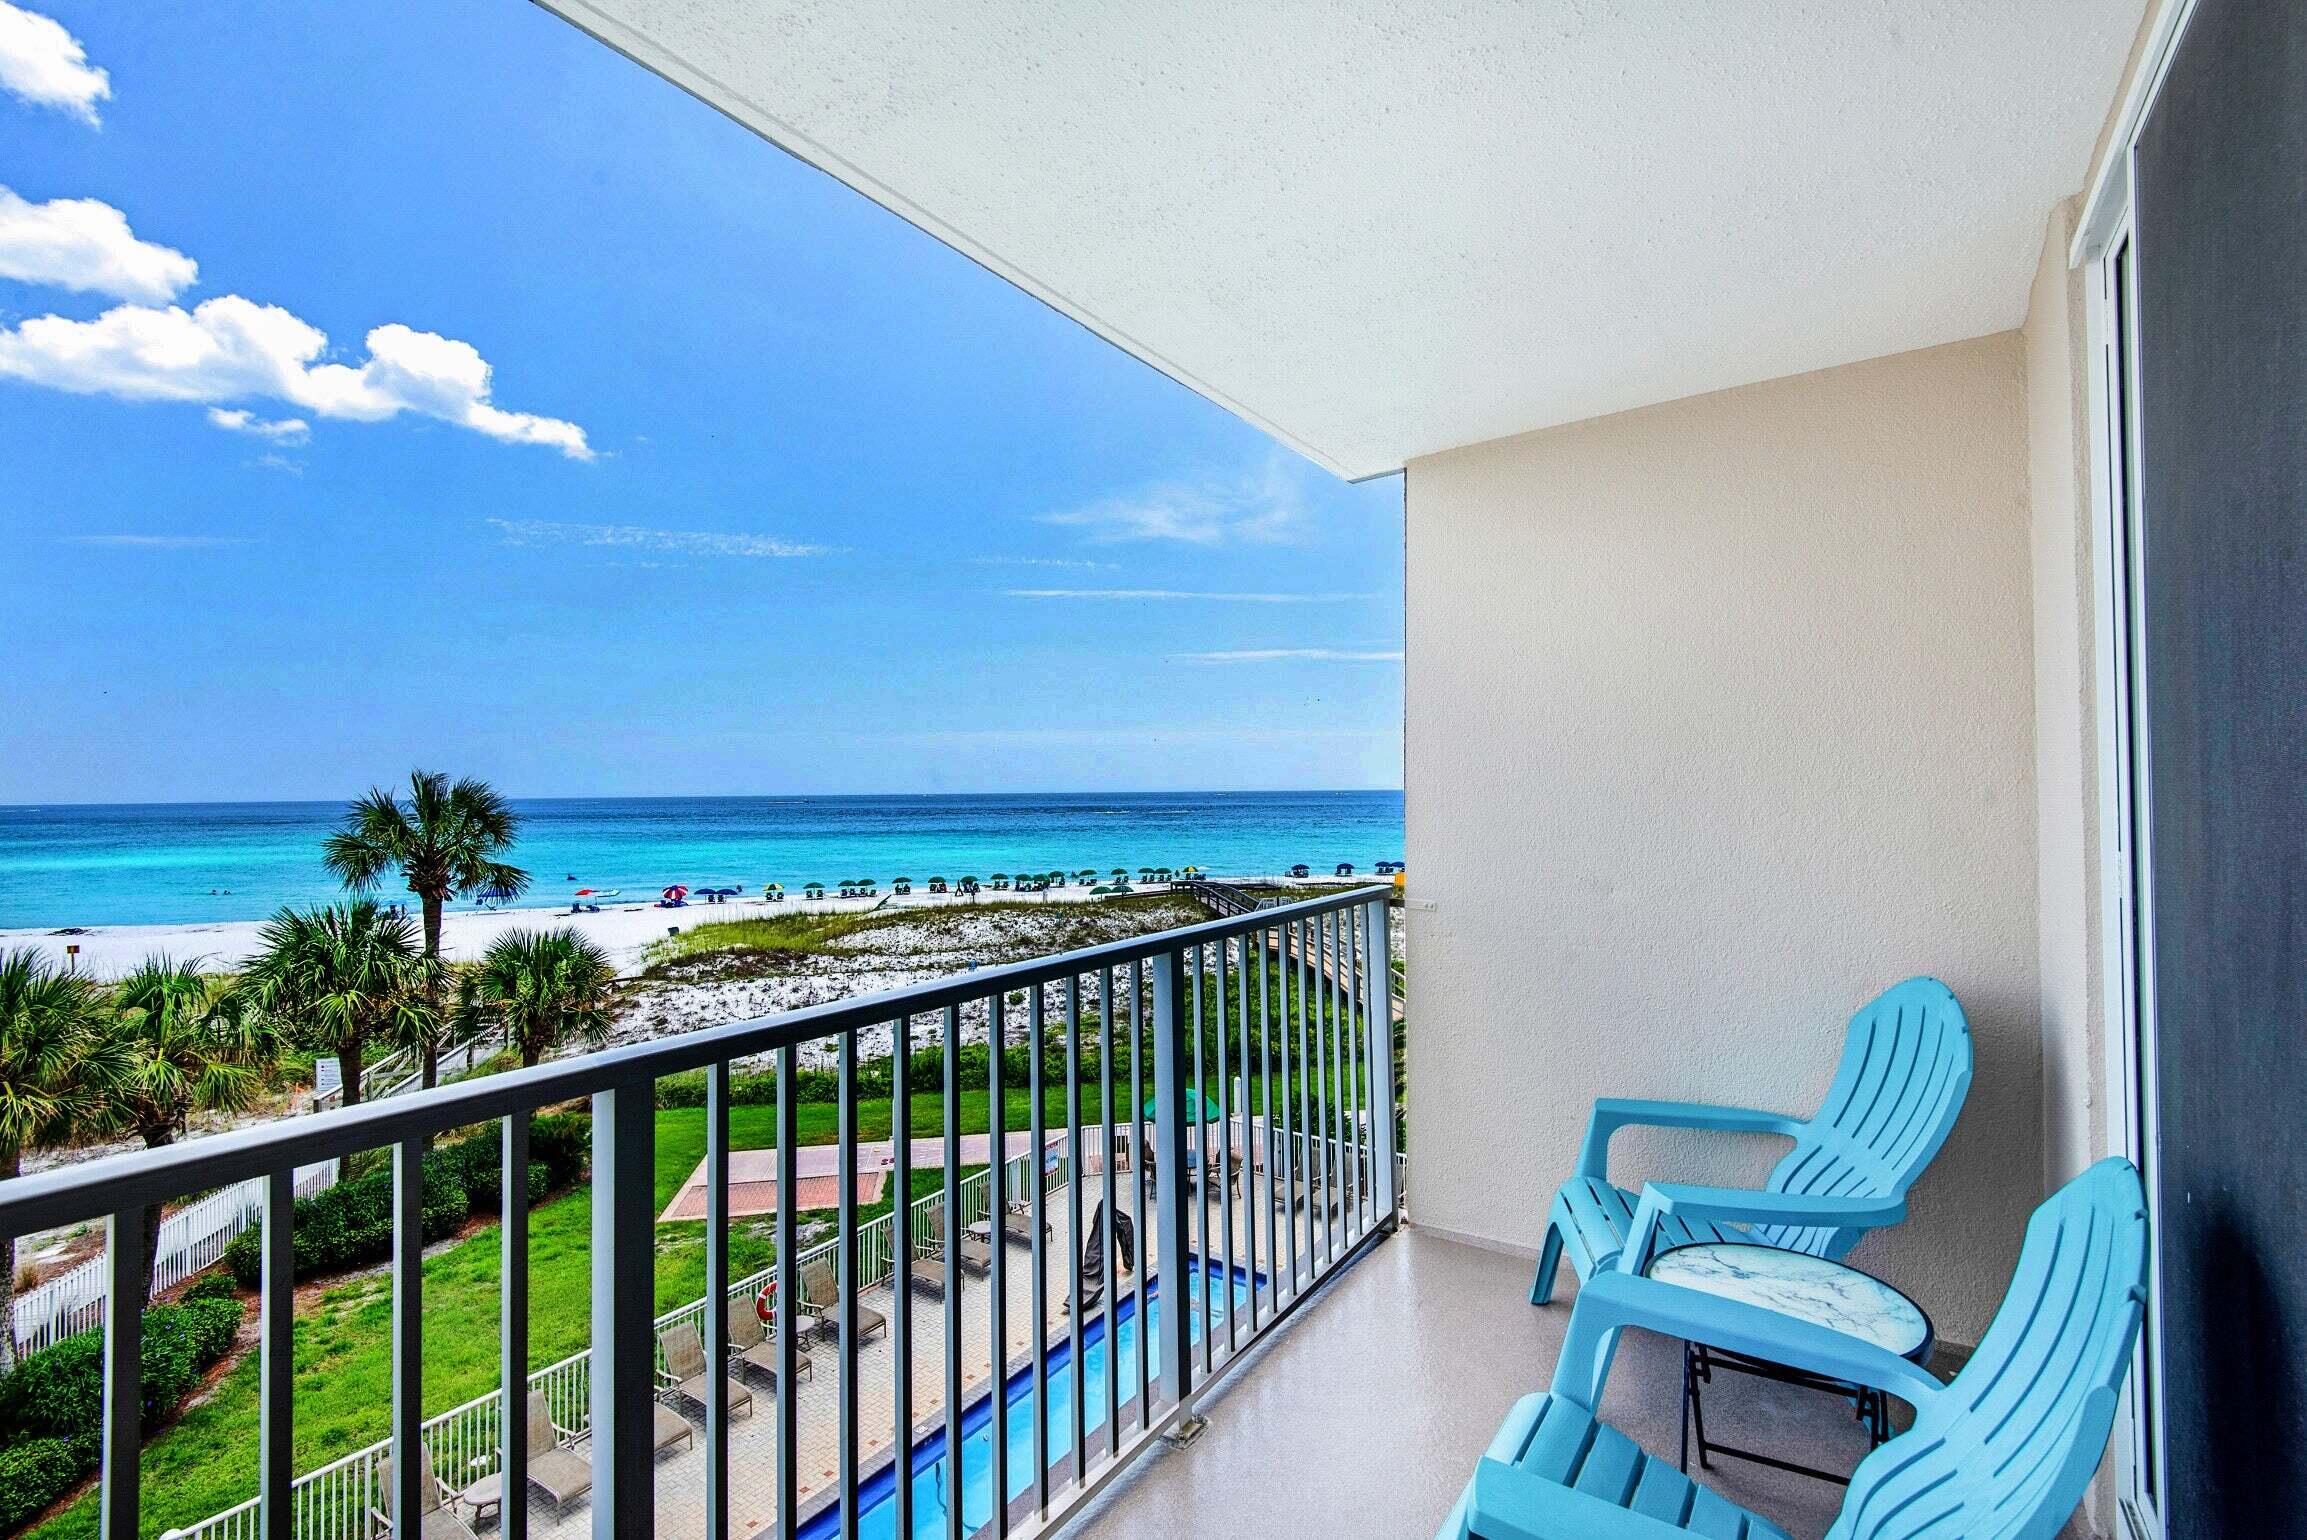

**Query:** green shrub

left=222, top=1116, right=590, bottom=1290
left=180, top=1269, right=240, bottom=1305
left=0, top=1436, right=76, bottom=1531
left=0, top=1299, right=243, bottom=1469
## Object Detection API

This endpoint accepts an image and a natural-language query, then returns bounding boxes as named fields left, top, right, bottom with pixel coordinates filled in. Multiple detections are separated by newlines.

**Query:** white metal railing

left=5, top=887, right=1397, bottom=1540
left=311, top=1029, right=496, bottom=1116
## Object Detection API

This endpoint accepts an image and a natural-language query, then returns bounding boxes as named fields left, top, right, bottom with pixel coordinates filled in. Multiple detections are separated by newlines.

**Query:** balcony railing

left=0, top=885, right=1399, bottom=1540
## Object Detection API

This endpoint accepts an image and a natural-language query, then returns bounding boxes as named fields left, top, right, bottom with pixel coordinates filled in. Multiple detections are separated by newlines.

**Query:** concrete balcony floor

left=1066, top=1225, right=1889, bottom=1540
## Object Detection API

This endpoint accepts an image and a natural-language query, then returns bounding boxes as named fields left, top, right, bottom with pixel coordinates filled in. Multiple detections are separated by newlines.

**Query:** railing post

left=1362, top=899, right=1399, bottom=1224
left=260, top=1170, right=294, bottom=1540
left=591, top=1078, right=656, bottom=1539
left=1149, top=946, right=1201, bottom=1442
left=391, top=1138, right=424, bottom=1536
left=101, top=1206, right=147, bottom=1540
left=501, top=1112, right=530, bottom=1540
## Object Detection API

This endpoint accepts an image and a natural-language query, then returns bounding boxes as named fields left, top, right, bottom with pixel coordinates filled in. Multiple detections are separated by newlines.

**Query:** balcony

left=2, top=888, right=1402, bottom=1540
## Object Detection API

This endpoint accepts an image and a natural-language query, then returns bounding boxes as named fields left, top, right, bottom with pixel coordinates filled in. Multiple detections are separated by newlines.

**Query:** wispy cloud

left=1177, top=648, right=1403, bottom=663
left=0, top=186, right=196, bottom=301
left=1005, top=589, right=1369, bottom=604
left=65, top=533, right=250, bottom=549
left=208, top=406, right=309, bottom=443
left=967, top=556, right=1120, bottom=572
left=1040, top=458, right=1309, bottom=546
left=0, top=2, right=109, bottom=125
left=488, top=518, right=838, bottom=559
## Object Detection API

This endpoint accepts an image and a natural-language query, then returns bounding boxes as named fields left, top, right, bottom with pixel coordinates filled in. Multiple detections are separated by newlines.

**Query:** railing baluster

left=1149, top=946, right=1198, bottom=1439
left=500, top=1114, right=530, bottom=1540
left=101, top=1205, right=147, bottom=1540
left=1099, top=966, right=1119, bottom=1455
left=1191, top=943, right=1212, bottom=1378
left=1343, top=908, right=1364, bottom=1241
left=1366, top=898, right=1399, bottom=1222
left=941, top=1005, right=963, bottom=1540
left=1064, top=977, right=1085, bottom=1490
left=1240, top=930, right=1261, bottom=1335
left=1215, top=938, right=1237, bottom=1356
left=1028, top=981, right=1049, bottom=1518
left=591, top=1080, right=656, bottom=1538
left=1125, top=959, right=1148, bottom=1434
left=987, top=993, right=1010, bottom=1537
left=260, top=1170, right=294, bottom=1540
left=893, top=1013, right=915, bottom=1540
left=1278, top=922, right=1299, bottom=1298
left=705, top=1064, right=729, bottom=1540
left=776, top=1046, right=801, bottom=1540
left=392, top=1138, right=425, bottom=1537
left=839, top=1027, right=861, bottom=1538
left=1328, top=910, right=1347, bottom=1263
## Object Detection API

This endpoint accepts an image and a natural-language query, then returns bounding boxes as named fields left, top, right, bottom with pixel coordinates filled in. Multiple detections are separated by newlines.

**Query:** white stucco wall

left=1402, top=335, right=2042, bottom=1347
left=2025, top=197, right=2109, bottom=1194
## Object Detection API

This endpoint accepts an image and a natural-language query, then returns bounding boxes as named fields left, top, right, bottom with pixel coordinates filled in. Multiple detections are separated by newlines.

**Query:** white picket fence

left=160, top=1147, right=1044, bottom=1540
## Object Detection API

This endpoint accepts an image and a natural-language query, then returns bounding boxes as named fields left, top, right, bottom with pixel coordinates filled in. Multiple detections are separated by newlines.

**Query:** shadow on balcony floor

left=1064, top=1225, right=1876, bottom=1540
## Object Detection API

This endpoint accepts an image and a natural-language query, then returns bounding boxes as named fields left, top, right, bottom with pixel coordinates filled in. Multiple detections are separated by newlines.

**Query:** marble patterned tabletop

left=1644, top=1242, right=1932, bottom=1361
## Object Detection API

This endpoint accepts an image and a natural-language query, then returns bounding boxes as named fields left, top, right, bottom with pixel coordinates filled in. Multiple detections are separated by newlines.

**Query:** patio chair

left=657, top=1321, right=754, bottom=1422
left=519, top=1390, right=594, bottom=1515
left=801, top=1258, right=888, bottom=1346
left=653, top=1401, right=695, bottom=1454
left=928, top=1208, right=994, bottom=1275
left=908, top=1240, right=950, bottom=1296
left=1445, top=1158, right=2148, bottom=1540
left=373, top=1446, right=480, bottom=1540
left=999, top=1196, right=1054, bottom=1248
left=726, top=1297, right=813, bottom=1387
left=1533, top=977, right=1971, bottom=1305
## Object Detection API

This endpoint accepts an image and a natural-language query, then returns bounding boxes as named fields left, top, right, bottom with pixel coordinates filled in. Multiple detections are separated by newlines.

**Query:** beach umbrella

left=1142, top=1089, right=1223, bottom=1124
left=662, top=884, right=689, bottom=901
left=574, top=888, right=598, bottom=896
left=1110, top=868, right=1127, bottom=879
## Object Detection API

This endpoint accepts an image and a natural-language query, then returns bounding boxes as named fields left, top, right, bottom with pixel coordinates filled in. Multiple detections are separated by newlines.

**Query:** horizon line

left=0, top=785, right=1405, bottom=812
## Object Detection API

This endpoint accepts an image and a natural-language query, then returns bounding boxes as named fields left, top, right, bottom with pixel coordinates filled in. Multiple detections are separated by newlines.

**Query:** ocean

left=0, top=791, right=1404, bottom=930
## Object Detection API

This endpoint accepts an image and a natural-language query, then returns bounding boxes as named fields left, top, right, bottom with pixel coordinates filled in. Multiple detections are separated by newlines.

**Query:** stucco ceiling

left=539, top=1, right=2144, bottom=479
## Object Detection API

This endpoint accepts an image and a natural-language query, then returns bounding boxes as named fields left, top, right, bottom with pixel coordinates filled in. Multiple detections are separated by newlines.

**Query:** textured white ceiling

left=541, top=1, right=2144, bottom=479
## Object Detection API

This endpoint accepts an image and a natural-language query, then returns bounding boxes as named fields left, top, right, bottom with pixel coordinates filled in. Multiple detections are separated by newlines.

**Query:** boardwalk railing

left=3, top=886, right=1397, bottom=1540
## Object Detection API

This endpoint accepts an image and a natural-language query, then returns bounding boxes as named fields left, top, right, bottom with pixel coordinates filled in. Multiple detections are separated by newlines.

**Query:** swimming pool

left=797, top=1259, right=1256, bottom=1539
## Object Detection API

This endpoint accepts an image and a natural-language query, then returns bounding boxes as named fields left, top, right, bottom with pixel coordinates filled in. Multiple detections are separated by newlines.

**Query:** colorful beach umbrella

left=1143, top=1090, right=1223, bottom=1124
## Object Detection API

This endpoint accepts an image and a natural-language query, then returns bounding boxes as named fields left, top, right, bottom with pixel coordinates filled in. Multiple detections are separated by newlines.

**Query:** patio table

left=1642, top=1240, right=1934, bottom=1486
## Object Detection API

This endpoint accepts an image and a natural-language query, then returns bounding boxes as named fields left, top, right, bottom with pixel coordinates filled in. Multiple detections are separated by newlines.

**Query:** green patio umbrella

left=1143, top=1089, right=1223, bottom=1124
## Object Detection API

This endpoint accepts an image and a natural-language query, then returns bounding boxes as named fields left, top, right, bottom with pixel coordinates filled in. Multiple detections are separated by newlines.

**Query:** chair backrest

left=1829, top=1158, right=2148, bottom=1540
left=378, top=1446, right=442, bottom=1517
left=802, top=1259, right=837, bottom=1306
left=1754, top=977, right=1973, bottom=1258
left=660, top=1322, right=705, bottom=1378
left=727, top=1296, right=765, bottom=1348
left=526, top=1390, right=557, bottom=1451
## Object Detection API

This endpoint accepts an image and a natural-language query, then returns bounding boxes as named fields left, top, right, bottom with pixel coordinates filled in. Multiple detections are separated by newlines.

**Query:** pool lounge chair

left=373, top=1446, right=481, bottom=1540
left=725, top=1297, right=813, bottom=1387
left=515, top=1390, right=594, bottom=1515
left=657, top=1322, right=754, bottom=1422
left=1444, top=1159, right=2148, bottom=1540
left=1533, top=977, right=1972, bottom=1305
left=999, top=1196, right=1054, bottom=1247
left=801, top=1259, right=888, bottom=1346
left=927, top=1208, right=994, bottom=1275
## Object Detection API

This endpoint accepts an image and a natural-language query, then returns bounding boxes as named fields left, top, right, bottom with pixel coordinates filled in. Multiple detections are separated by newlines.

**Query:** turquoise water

left=817, top=1263, right=1252, bottom=1540
left=0, top=792, right=1401, bottom=929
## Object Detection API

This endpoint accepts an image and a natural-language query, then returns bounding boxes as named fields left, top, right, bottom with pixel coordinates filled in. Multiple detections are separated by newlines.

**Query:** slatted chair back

left=1830, top=1158, right=2149, bottom=1540
left=659, top=1321, right=706, bottom=1380
left=1753, top=977, right=1972, bottom=1258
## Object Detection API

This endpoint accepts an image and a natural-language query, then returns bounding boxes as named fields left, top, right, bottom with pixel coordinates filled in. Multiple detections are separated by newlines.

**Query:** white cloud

left=1177, top=648, right=1403, bottom=662
left=1040, top=458, right=1309, bottom=546
left=488, top=517, right=835, bottom=558
left=0, top=295, right=594, bottom=457
left=0, top=2, right=108, bottom=124
left=0, top=186, right=195, bottom=301
left=207, top=406, right=308, bottom=443
left=967, top=556, right=1120, bottom=571
left=64, top=533, right=248, bottom=549
left=1006, top=588, right=1367, bottom=603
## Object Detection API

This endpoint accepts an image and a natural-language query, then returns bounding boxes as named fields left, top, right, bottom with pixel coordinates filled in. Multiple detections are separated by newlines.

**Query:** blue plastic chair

left=1446, top=1158, right=2149, bottom=1540
left=1534, top=978, right=1972, bottom=1305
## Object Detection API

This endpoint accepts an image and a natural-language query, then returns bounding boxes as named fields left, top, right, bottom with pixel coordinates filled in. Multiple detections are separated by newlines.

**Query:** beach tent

left=927, top=877, right=948, bottom=893
left=1289, top=864, right=1311, bottom=878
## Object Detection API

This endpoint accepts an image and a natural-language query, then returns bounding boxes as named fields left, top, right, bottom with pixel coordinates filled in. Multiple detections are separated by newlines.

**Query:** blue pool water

left=801, top=1261, right=1255, bottom=1540
left=0, top=791, right=1402, bottom=929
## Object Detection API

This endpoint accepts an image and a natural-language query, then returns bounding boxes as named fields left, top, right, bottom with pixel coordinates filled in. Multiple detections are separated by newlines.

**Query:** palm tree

left=235, top=901, right=430, bottom=1107
left=0, top=950, right=119, bottom=1369
left=106, top=956, right=280, bottom=1302
left=323, top=771, right=525, bottom=1084
left=458, top=929, right=618, bottom=1069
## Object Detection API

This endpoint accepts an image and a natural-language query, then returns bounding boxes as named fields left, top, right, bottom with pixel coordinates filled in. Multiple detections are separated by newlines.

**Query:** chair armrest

left=1551, top=1269, right=1946, bottom=1414
left=1464, top=1458, right=1689, bottom=1540
left=1576, top=1099, right=1802, bottom=1180
left=1618, top=1181, right=1906, bottom=1274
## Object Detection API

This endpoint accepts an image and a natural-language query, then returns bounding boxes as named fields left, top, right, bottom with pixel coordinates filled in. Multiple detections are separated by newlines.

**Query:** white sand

left=0, top=877, right=1335, bottom=981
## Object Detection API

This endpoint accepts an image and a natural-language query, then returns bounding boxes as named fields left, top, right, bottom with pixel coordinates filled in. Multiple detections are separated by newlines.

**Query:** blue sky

left=0, top=0, right=1402, bottom=804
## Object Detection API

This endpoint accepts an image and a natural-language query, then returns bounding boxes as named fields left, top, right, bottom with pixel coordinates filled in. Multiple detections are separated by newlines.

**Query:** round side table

left=1643, top=1241, right=1934, bottom=1487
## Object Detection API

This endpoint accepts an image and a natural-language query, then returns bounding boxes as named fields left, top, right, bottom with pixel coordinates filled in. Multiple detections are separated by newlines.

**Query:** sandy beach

left=0, top=880, right=1317, bottom=981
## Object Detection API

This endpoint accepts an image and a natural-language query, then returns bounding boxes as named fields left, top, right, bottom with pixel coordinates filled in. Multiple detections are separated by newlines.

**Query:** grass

left=641, top=907, right=877, bottom=969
